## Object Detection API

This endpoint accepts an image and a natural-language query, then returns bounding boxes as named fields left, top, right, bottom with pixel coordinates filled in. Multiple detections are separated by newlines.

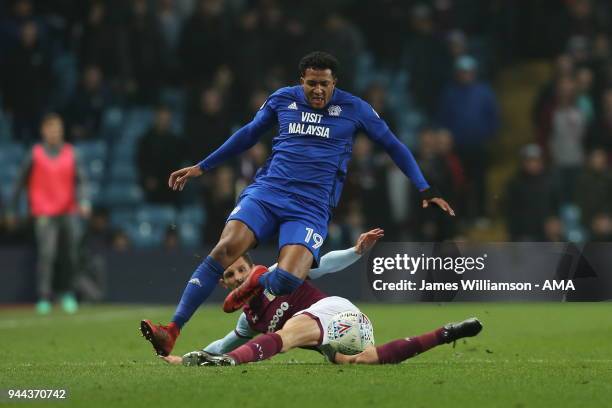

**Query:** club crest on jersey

left=328, top=105, right=342, bottom=116
left=288, top=102, right=298, bottom=110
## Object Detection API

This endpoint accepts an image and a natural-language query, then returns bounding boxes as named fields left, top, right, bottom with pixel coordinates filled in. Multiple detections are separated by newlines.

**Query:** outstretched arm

left=359, top=101, right=455, bottom=216
left=197, top=113, right=274, bottom=172
left=168, top=98, right=277, bottom=191
left=202, top=312, right=257, bottom=354
left=309, top=228, right=385, bottom=279
left=267, top=250, right=361, bottom=278
left=267, top=229, right=385, bottom=277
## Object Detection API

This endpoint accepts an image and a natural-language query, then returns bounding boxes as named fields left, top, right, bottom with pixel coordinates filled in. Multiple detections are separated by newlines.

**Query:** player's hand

left=422, top=197, right=455, bottom=216
left=168, top=165, right=203, bottom=191
left=354, top=228, right=384, bottom=255
left=160, top=355, right=183, bottom=365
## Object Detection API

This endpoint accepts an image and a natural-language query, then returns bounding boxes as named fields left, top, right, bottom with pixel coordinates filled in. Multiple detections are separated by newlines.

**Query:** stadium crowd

left=1, top=0, right=612, bottom=250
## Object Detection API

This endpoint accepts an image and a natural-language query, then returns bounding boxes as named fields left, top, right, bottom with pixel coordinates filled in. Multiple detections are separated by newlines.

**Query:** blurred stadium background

left=2, top=0, right=612, bottom=304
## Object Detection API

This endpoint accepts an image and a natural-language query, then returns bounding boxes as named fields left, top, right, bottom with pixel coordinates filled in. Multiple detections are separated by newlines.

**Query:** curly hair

left=298, top=51, right=339, bottom=78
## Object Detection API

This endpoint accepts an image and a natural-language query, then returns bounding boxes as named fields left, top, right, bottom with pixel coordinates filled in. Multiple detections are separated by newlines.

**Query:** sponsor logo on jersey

left=288, top=111, right=330, bottom=138
left=288, top=122, right=330, bottom=138
left=328, top=105, right=342, bottom=116
left=267, top=301, right=290, bottom=332
left=288, top=102, right=298, bottom=110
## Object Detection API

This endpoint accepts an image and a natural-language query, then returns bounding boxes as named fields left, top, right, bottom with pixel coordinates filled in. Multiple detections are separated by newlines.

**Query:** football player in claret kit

left=151, top=229, right=482, bottom=367
left=141, top=51, right=455, bottom=357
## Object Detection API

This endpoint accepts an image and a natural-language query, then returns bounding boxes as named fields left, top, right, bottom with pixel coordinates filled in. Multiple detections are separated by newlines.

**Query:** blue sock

left=258, top=267, right=303, bottom=296
left=172, top=256, right=224, bottom=329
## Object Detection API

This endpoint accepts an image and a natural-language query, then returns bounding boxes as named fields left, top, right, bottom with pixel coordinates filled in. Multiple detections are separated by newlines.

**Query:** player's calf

left=226, top=332, right=283, bottom=365
left=351, top=317, right=483, bottom=365
left=334, top=346, right=380, bottom=365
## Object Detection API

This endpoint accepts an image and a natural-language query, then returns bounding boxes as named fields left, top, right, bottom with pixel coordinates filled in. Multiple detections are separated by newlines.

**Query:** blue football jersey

left=200, top=85, right=429, bottom=208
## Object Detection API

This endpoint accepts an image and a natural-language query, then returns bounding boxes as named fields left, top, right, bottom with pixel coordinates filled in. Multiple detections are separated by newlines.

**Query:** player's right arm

left=201, top=312, right=257, bottom=354
left=169, top=94, right=279, bottom=191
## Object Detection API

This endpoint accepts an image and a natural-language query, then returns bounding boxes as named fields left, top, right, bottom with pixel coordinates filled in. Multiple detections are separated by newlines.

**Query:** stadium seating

left=136, top=205, right=177, bottom=227
left=110, top=208, right=136, bottom=229
left=177, top=222, right=201, bottom=247
left=75, top=141, right=108, bottom=183
left=0, top=143, right=26, bottom=164
left=109, top=162, right=138, bottom=183
left=102, top=183, right=144, bottom=208
left=99, top=107, right=125, bottom=141
left=561, top=204, right=586, bottom=243
left=124, top=221, right=164, bottom=248
left=177, top=205, right=206, bottom=247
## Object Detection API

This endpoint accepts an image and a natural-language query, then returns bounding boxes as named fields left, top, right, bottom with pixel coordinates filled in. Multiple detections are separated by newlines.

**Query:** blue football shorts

left=226, top=184, right=331, bottom=266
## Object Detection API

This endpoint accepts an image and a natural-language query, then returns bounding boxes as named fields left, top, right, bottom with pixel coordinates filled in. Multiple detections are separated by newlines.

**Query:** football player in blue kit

left=141, top=51, right=455, bottom=356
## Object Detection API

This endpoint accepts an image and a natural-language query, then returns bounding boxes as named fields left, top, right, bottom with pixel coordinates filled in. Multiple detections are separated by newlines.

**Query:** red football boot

left=222, top=265, right=269, bottom=313
left=140, top=320, right=179, bottom=356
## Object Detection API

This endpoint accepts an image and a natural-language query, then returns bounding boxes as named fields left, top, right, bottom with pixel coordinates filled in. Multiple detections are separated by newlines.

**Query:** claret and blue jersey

left=199, top=85, right=430, bottom=260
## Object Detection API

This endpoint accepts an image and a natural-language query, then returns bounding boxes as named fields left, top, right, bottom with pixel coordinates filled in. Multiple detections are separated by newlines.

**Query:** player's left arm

left=309, top=228, right=385, bottom=279
left=358, top=101, right=455, bottom=216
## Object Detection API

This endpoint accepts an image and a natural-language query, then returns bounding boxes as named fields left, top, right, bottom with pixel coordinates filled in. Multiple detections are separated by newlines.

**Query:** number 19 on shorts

left=304, top=227, right=324, bottom=249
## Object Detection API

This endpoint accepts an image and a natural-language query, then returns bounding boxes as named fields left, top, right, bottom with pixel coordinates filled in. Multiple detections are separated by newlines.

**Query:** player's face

left=221, top=258, right=252, bottom=290
left=301, top=68, right=336, bottom=109
left=41, top=118, right=64, bottom=146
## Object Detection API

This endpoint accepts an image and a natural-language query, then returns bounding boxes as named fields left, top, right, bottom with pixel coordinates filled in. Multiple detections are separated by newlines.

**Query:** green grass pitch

left=1, top=303, right=611, bottom=407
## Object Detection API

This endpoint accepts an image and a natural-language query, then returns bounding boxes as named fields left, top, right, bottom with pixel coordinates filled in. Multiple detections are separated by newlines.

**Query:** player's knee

left=210, top=238, right=241, bottom=264
left=277, top=330, right=296, bottom=352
